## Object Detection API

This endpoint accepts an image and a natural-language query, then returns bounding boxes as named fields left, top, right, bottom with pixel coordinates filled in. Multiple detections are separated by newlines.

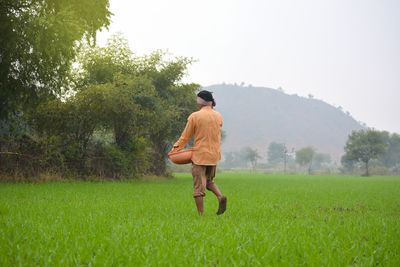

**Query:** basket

left=168, top=148, right=193, bottom=164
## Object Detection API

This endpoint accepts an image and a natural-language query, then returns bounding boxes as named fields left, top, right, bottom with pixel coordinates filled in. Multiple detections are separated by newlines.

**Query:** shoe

left=216, top=196, right=227, bottom=215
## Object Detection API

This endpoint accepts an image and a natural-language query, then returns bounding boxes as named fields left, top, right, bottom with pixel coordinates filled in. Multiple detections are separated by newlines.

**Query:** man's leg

left=206, top=181, right=223, bottom=201
left=205, top=166, right=227, bottom=215
left=194, top=196, right=204, bottom=215
left=192, top=164, right=207, bottom=215
left=216, top=196, right=227, bottom=215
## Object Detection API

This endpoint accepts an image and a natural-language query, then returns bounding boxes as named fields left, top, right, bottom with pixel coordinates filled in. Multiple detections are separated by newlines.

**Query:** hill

left=204, top=84, right=365, bottom=160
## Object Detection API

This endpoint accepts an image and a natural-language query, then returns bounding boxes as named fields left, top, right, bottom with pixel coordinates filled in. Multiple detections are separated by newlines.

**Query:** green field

left=1, top=173, right=399, bottom=266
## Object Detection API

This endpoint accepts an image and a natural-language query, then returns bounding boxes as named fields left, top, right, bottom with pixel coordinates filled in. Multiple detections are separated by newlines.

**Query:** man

left=171, top=90, right=227, bottom=215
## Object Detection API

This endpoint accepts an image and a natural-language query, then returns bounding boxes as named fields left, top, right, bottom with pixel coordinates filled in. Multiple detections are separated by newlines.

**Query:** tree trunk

left=150, top=152, right=167, bottom=176
left=148, top=140, right=168, bottom=176
left=365, top=160, right=369, bottom=176
left=115, top=129, right=130, bottom=149
left=283, top=154, right=287, bottom=174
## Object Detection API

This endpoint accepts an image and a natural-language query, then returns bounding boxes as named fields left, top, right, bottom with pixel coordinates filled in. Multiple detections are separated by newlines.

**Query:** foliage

left=31, top=77, right=156, bottom=177
left=0, top=0, right=111, bottom=120
left=343, top=129, right=387, bottom=176
left=267, top=142, right=285, bottom=164
left=221, top=151, right=243, bottom=169
left=379, top=132, right=400, bottom=171
left=74, top=35, right=198, bottom=176
left=241, top=146, right=261, bottom=169
left=1, top=32, right=198, bottom=179
left=313, top=152, right=332, bottom=169
left=221, top=148, right=261, bottom=169
left=295, top=147, right=315, bottom=174
left=0, top=0, right=112, bottom=178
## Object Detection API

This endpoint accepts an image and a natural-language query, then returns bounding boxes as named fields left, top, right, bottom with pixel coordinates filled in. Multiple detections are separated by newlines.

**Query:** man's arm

left=171, top=115, right=195, bottom=152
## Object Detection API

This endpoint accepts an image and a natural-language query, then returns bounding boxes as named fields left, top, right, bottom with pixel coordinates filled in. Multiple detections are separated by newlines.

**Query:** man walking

left=171, top=90, right=227, bottom=215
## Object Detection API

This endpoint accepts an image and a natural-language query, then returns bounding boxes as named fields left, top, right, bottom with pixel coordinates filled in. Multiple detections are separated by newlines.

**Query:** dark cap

left=197, top=90, right=216, bottom=106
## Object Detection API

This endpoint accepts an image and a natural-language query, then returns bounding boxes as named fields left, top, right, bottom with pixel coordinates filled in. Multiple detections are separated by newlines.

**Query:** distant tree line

left=221, top=143, right=332, bottom=174
left=220, top=129, right=400, bottom=176
left=0, top=1, right=198, bottom=179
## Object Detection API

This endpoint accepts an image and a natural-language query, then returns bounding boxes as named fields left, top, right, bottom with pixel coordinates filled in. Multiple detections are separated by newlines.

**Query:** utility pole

left=283, top=145, right=288, bottom=174
left=283, top=146, right=295, bottom=174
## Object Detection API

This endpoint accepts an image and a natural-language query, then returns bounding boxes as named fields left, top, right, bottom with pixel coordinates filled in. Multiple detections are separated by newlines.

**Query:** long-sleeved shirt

left=173, top=106, right=223, bottom=165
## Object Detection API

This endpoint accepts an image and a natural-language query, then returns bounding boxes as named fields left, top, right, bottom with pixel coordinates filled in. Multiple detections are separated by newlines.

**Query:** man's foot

left=216, top=196, right=227, bottom=215
left=195, top=196, right=204, bottom=215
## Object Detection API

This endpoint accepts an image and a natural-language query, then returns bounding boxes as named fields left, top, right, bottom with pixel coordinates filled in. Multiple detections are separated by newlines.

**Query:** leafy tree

left=0, top=0, right=111, bottom=120
left=242, top=147, right=261, bottom=169
left=75, top=33, right=134, bottom=87
left=267, top=142, right=285, bottom=164
left=1, top=33, right=198, bottom=178
left=267, top=142, right=295, bottom=173
left=296, top=147, right=315, bottom=174
left=340, top=153, right=357, bottom=173
left=313, top=153, right=332, bottom=170
left=33, top=73, right=160, bottom=177
left=74, top=35, right=198, bottom=176
left=222, top=152, right=236, bottom=168
left=136, top=53, right=198, bottom=175
left=221, top=151, right=246, bottom=169
left=379, top=132, right=400, bottom=171
left=0, top=0, right=111, bottom=176
left=343, top=129, right=387, bottom=176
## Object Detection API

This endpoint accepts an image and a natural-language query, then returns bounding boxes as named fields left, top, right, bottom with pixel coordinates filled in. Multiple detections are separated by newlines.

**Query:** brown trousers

left=192, top=164, right=217, bottom=198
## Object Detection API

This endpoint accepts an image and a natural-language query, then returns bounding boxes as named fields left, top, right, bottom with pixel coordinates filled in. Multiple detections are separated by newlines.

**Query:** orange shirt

left=174, top=106, right=223, bottom=165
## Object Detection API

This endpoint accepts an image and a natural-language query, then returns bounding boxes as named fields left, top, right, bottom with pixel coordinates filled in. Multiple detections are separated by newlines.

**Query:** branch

left=0, top=151, right=35, bottom=158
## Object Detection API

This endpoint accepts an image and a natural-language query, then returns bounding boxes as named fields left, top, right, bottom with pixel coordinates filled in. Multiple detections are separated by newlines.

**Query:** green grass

left=1, top=172, right=399, bottom=266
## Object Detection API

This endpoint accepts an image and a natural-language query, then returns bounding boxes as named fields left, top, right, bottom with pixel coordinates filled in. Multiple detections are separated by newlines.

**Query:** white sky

left=97, top=0, right=400, bottom=133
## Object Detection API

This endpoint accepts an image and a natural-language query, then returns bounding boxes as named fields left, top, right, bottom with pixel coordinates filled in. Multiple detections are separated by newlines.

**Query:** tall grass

left=0, top=172, right=399, bottom=266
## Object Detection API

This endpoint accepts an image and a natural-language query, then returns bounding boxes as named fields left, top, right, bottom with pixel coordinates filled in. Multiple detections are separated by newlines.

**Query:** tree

left=33, top=74, right=159, bottom=177
left=313, top=153, right=332, bottom=170
left=267, top=142, right=293, bottom=173
left=343, top=129, right=387, bottom=176
left=340, top=153, right=356, bottom=173
left=379, top=132, right=400, bottom=171
left=137, top=53, right=198, bottom=175
left=296, top=147, right=315, bottom=174
left=222, top=151, right=239, bottom=168
left=74, top=35, right=198, bottom=176
left=267, top=142, right=285, bottom=164
left=242, top=147, right=261, bottom=169
left=0, top=0, right=111, bottom=120
left=1, top=33, right=199, bottom=178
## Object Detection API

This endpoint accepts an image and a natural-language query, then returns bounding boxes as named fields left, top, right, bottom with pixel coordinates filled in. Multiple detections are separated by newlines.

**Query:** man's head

left=197, top=90, right=216, bottom=107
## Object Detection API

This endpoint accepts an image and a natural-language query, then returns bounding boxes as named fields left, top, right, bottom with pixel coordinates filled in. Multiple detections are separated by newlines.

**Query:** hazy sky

left=97, top=0, right=400, bottom=133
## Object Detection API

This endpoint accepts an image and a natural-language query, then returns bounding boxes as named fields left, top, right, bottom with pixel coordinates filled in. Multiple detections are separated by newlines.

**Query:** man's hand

left=169, top=145, right=179, bottom=154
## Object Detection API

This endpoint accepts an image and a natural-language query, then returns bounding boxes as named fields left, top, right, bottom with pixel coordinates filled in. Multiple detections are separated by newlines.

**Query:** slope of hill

left=204, top=84, right=364, bottom=160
